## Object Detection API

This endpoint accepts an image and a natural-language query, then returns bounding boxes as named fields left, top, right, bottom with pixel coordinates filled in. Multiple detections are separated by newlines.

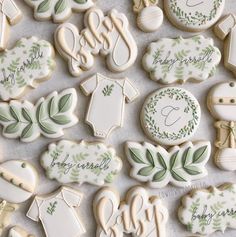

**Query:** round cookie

left=141, top=87, right=201, bottom=146
left=164, top=0, right=225, bottom=32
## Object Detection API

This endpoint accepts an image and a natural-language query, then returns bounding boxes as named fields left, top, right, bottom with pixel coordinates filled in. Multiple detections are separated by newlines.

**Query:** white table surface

left=2, top=0, right=236, bottom=236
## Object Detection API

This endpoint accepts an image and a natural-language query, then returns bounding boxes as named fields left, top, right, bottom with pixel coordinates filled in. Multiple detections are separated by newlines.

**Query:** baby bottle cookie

left=164, top=0, right=225, bottom=32
left=133, top=0, right=163, bottom=32
left=208, top=81, right=236, bottom=170
left=94, top=186, right=168, bottom=237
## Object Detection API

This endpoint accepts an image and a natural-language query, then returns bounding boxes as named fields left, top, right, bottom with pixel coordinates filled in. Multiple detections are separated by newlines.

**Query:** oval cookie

left=141, top=87, right=201, bottom=145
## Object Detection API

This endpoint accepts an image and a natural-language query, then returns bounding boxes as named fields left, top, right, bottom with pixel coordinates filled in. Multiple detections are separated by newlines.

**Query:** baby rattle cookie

left=54, top=8, right=137, bottom=76
left=80, top=73, right=139, bottom=139
left=0, top=37, right=56, bottom=101
left=41, top=140, right=122, bottom=186
left=0, top=160, right=38, bottom=234
left=141, top=87, right=201, bottom=146
left=24, top=0, right=95, bottom=23
left=0, top=0, right=22, bottom=51
left=8, top=226, right=35, bottom=237
left=27, top=186, right=85, bottom=237
left=207, top=81, right=236, bottom=171
left=94, top=186, right=168, bottom=237
left=133, top=0, right=163, bottom=32
left=164, top=0, right=225, bottom=32
left=0, top=88, right=78, bottom=142
left=142, top=36, right=221, bottom=84
left=178, top=183, right=236, bottom=235
left=125, top=141, right=211, bottom=188
left=215, top=14, right=236, bottom=77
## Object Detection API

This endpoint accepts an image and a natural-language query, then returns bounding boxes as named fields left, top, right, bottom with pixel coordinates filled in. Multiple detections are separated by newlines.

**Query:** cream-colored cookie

left=8, top=226, right=35, bottom=237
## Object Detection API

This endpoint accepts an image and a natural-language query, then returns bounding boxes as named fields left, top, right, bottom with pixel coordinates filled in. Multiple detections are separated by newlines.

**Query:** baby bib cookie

left=215, top=14, right=236, bottom=77
left=0, top=88, right=78, bottom=142
left=80, top=73, right=139, bottom=139
left=94, top=186, right=168, bottom=237
left=27, top=186, right=85, bottom=237
left=178, top=183, right=236, bottom=235
left=55, top=8, right=137, bottom=76
left=24, top=0, right=94, bottom=23
left=0, top=0, right=22, bottom=51
left=8, top=226, right=35, bottom=237
left=164, top=0, right=225, bottom=32
left=125, top=141, right=211, bottom=188
left=133, top=0, right=163, bottom=32
left=141, top=87, right=201, bottom=146
left=41, top=140, right=122, bottom=186
left=0, top=37, right=56, bottom=101
left=143, top=36, right=221, bottom=84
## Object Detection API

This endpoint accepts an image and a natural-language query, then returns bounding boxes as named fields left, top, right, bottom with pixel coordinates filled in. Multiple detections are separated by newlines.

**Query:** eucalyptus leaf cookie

left=0, top=37, right=56, bottom=101
left=125, top=141, right=211, bottom=188
left=0, top=88, right=78, bottom=142
left=24, top=0, right=95, bottom=23
left=164, top=0, right=225, bottom=32
left=142, top=36, right=221, bottom=84
left=8, top=226, right=35, bottom=237
left=178, top=183, right=236, bottom=235
left=41, top=140, right=122, bottom=186
left=94, top=186, right=168, bottom=237
left=141, top=87, right=201, bottom=146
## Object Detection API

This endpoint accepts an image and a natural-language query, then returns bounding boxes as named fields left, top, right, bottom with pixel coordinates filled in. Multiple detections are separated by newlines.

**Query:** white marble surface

left=1, top=0, right=236, bottom=236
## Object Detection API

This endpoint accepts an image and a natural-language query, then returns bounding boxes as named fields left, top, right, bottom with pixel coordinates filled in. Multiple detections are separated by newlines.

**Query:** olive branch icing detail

left=125, top=141, right=210, bottom=188
left=0, top=88, right=78, bottom=142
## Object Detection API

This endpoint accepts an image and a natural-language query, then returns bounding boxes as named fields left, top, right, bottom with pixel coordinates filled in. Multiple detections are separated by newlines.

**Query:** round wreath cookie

left=141, top=87, right=201, bottom=146
left=164, top=0, right=225, bottom=32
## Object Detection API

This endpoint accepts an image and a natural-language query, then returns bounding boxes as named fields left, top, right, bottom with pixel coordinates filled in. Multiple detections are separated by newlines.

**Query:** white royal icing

left=164, top=0, right=225, bottom=31
left=141, top=87, right=201, bottom=146
left=143, top=36, right=221, bottom=84
left=41, top=140, right=122, bottom=186
left=94, top=186, right=168, bottom=237
left=125, top=141, right=211, bottom=188
left=8, top=226, right=34, bottom=237
left=80, top=73, right=139, bottom=139
left=0, top=37, right=56, bottom=101
left=178, top=183, right=236, bottom=235
left=54, top=8, right=138, bottom=76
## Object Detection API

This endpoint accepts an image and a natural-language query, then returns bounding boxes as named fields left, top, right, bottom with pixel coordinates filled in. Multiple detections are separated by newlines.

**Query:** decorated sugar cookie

left=178, top=183, right=236, bottom=235
left=141, top=87, right=201, bottom=146
left=0, top=37, right=56, bottom=101
left=0, top=88, right=78, bottom=142
left=215, top=14, right=236, bottom=77
left=8, top=226, right=35, bottom=237
left=0, top=0, right=22, bottom=51
left=125, top=141, right=211, bottom=188
left=0, top=160, right=38, bottom=234
left=27, top=186, right=85, bottom=237
left=94, top=186, right=168, bottom=237
left=41, top=140, right=122, bottom=186
left=133, top=0, right=163, bottom=32
left=80, top=73, right=139, bottom=139
left=24, top=0, right=94, bottom=23
left=55, top=8, right=138, bottom=76
left=164, top=0, right=225, bottom=32
left=143, top=36, right=221, bottom=84
left=208, top=82, right=236, bottom=171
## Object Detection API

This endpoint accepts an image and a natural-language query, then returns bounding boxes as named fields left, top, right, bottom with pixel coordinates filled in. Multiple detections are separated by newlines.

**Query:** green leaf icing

left=41, top=140, right=122, bottom=186
left=125, top=141, right=211, bottom=188
left=0, top=89, right=78, bottom=142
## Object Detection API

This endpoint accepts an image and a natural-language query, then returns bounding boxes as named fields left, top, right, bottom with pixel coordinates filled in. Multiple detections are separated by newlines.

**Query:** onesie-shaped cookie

left=208, top=81, right=236, bottom=171
left=80, top=73, right=139, bottom=139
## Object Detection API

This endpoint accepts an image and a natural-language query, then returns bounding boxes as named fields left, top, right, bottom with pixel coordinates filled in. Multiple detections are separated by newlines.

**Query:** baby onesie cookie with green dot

left=41, top=140, right=122, bottom=186
left=142, top=36, right=221, bottom=84
left=0, top=88, right=78, bottom=142
left=0, top=37, right=56, bottom=101
left=178, top=183, right=236, bottom=235
left=8, top=226, right=35, bottom=237
left=164, top=0, right=225, bottom=32
left=24, top=0, right=95, bottom=23
left=141, top=87, right=201, bottom=146
left=125, top=141, right=211, bottom=188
